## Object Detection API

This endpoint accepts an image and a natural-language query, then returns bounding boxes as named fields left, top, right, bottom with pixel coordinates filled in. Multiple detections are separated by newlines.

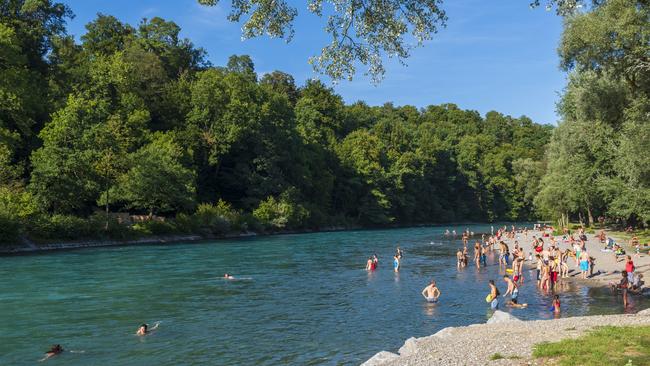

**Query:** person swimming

left=39, top=345, right=63, bottom=362
left=224, top=273, right=235, bottom=279
left=136, top=322, right=160, bottom=336
left=421, top=280, right=441, bottom=303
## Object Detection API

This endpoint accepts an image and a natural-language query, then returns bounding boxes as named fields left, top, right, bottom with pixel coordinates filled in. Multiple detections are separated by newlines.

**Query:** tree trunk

left=105, top=189, right=109, bottom=231
left=587, top=206, right=594, bottom=228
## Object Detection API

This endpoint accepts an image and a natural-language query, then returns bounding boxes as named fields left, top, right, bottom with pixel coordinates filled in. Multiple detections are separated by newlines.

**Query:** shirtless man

left=503, top=275, right=519, bottom=304
left=421, top=280, right=441, bottom=303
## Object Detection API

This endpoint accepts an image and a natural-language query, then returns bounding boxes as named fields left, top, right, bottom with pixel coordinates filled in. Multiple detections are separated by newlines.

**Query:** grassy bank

left=533, top=326, right=650, bottom=366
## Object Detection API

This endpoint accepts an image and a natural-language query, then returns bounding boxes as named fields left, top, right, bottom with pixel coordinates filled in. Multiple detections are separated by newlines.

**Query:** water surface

left=1, top=224, right=646, bottom=365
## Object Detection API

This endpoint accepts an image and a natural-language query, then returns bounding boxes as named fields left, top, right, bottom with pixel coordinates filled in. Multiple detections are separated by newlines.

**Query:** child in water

left=550, top=295, right=561, bottom=313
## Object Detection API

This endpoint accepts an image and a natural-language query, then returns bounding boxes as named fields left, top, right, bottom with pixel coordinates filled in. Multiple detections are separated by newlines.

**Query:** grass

left=609, top=229, right=650, bottom=247
left=489, top=353, right=521, bottom=361
left=533, top=326, right=650, bottom=366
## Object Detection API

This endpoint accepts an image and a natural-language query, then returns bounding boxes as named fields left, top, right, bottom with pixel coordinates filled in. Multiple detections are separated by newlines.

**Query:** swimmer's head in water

left=48, top=345, right=63, bottom=354
left=140, top=324, right=148, bottom=331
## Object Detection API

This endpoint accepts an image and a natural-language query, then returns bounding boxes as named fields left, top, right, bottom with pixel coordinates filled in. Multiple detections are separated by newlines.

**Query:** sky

left=62, top=0, right=567, bottom=124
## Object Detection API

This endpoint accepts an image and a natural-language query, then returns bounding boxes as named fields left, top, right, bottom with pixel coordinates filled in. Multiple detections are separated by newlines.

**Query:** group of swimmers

left=40, top=322, right=160, bottom=361
left=366, top=247, right=403, bottom=272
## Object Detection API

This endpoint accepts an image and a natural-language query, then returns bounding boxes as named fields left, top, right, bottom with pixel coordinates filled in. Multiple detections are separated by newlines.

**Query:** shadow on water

left=0, top=223, right=647, bottom=365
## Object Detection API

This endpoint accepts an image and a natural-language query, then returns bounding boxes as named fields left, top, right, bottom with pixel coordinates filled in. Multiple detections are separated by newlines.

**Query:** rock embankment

left=362, top=309, right=650, bottom=366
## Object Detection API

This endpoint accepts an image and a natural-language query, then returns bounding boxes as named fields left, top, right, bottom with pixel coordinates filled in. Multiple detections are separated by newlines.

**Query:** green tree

left=111, top=133, right=196, bottom=216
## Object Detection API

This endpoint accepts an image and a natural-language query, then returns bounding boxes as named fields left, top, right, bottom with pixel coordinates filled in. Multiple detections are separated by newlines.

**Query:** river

left=1, top=224, right=646, bottom=365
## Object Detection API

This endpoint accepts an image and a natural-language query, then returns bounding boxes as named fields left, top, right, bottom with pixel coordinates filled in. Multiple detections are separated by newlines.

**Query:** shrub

left=28, top=214, right=97, bottom=241
left=132, top=220, right=178, bottom=236
left=253, top=192, right=309, bottom=231
left=0, top=214, right=22, bottom=244
left=192, top=200, right=244, bottom=235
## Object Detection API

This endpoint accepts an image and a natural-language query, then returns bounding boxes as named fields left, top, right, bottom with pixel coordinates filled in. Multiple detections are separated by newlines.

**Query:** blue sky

left=62, top=0, right=566, bottom=124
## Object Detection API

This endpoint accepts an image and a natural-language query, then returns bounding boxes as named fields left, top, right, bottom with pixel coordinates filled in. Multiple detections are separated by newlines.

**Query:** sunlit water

left=1, top=224, right=647, bottom=365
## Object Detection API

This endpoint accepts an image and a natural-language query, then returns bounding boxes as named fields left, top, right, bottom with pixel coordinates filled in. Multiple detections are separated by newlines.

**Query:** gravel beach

left=363, top=309, right=650, bottom=366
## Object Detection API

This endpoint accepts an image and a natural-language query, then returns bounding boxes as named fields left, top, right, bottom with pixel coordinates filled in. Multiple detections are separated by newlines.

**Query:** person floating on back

left=421, top=280, right=441, bottom=303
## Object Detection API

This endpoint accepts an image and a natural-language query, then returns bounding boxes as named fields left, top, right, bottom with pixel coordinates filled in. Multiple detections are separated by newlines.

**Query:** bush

left=0, top=214, right=22, bottom=244
left=28, top=214, right=98, bottom=241
left=132, top=220, right=178, bottom=236
left=0, top=185, right=37, bottom=243
left=253, top=192, right=309, bottom=231
left=192, top=200, right=246, bottom=235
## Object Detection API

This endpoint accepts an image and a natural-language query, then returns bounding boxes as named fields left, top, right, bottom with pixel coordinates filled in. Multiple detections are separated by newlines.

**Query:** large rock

left=398, top=337, right=420, bottom=356
left=360, top=351, right=399, bottom=366
left=637, top=308, right=650, bottom=316
left=487, top=310, right=522, bottom=324
left=433, top=326, right=455, bottom=339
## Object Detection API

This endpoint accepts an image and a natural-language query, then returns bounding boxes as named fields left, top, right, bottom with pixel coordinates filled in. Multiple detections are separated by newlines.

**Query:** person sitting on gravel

left=629, top=273, right=644, bottom=294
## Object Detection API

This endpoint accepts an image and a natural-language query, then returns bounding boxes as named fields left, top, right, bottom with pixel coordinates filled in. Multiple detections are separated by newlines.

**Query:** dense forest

left=1, top=0, right=648, bottom=243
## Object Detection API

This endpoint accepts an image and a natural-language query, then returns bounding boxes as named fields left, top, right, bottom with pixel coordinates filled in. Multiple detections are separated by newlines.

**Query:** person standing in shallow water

left=488, top=280, right=500, bottom=310
left=393, top=254, right=400, bottom=272
left=421, top=280, right=441, bottom=303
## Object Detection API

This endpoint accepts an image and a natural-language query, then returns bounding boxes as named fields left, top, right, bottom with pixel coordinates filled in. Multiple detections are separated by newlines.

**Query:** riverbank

left=362, top=309, right=650, bottom=366
left=500, top=230, right=650, bottom=287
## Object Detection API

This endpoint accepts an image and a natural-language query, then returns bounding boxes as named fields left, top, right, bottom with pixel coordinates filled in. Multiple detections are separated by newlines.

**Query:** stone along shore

left=362, top=309, right=650, bottom=366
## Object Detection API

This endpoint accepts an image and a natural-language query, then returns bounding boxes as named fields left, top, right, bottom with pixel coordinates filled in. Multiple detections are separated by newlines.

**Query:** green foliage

left=2, top=4, right=558, bottom=244
left=533, top=326, right=650, bottom=366
left=0, top=185, right=38, bottom=243
left=253, top=190, right=309, bottom=230
left=132, top=220, right=178, bottom=236
left=110, top=133, right=196, bottom=215
left=536, top=0, right=650, bottom=226
left=198, top=0, right=446, bottom=83
left=192, top=200, right=247, bottom=235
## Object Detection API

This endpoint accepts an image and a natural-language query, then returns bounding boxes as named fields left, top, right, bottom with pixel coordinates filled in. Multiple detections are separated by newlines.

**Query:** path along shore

left=364, top=228, right=650, bottom=366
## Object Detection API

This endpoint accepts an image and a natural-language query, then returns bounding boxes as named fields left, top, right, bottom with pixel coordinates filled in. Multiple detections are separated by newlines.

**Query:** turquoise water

left=1, top=224, right=646, bottom=365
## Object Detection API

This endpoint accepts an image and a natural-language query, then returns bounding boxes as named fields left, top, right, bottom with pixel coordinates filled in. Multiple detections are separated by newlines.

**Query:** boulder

left=487, top=310, right=522, bottom=324
left=361, top=351, right=399, bottom=366
left=398, top=337, right=420, bottom=356
left=433, top=327, right=455, bottom=339
left=637, top=308, right=650, bottom=316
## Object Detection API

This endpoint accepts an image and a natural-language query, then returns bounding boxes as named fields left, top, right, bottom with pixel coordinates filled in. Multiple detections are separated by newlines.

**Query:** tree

left=111, top=133, right=196, bottom=215
left=195, top=0, right=583, bottom=82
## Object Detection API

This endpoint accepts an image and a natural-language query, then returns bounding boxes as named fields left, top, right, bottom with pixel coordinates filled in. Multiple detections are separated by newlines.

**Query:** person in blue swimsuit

left=393, top=255, right=400, bottom=272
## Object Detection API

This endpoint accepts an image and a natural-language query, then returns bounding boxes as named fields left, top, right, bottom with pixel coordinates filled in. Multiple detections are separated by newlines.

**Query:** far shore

left=0, top=221, right=466, bottom=255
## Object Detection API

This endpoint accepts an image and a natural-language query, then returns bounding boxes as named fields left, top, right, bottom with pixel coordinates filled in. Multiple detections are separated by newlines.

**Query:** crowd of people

left=366, top=225, right=645, bottom=315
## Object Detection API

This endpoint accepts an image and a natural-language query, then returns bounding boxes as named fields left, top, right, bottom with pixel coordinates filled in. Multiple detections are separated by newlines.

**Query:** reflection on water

left=0, top=224, right=647, bottom=366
